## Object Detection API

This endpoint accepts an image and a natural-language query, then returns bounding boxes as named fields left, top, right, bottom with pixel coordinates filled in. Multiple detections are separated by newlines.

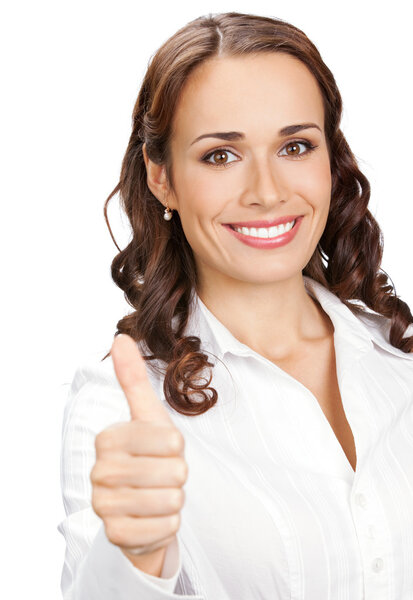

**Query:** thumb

left=110, top=333, right=173, bottom=425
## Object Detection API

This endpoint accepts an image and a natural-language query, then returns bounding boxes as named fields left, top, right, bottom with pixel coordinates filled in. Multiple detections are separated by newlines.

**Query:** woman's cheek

left=302, top=160, right=331, bottom=205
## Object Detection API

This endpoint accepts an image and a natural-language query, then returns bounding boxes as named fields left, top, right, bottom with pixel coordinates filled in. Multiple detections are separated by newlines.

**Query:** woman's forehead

left=172, top=54, right=325, bottom=148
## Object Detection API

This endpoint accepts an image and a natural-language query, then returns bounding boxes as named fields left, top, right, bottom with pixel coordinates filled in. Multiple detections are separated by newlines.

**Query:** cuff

left=74, top=523, right=183, bottom=599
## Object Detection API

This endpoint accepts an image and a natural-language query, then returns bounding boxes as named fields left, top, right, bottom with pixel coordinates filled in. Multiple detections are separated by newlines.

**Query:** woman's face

left=153, top=53, right=331, bottom=291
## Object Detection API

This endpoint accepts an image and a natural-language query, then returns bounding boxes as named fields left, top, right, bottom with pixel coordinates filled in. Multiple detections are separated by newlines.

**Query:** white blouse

left=58, top=275, right=413, bottom=600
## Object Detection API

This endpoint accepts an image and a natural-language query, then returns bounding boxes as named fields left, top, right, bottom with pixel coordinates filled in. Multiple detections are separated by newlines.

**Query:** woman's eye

left=280, top=140, right=316, bottom=159
left=201, top=148, right=238, bottom=168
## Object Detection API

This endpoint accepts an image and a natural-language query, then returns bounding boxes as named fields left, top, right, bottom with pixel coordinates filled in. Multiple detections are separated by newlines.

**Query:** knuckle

left=173, top=457, right=188, bottom=485
left=90, top=461, right=119, bottom=487
left=94, top=494, right=116, bottom=516
left=91, top=490, right=100, bottom=514
left=95, top=430, right=116, bottom=453
left=168, top=489, right=185, bottom=512
left=91, top=488, right=103, bottom=514
left=105, top=519, right=127, bottom=547
left=103, top=467, right=121, bottom=487
left=90, top=463, right=102, bottom=484
left=169, top=513, right=181, bottom=534
left=168, top=429, right=185, bottom=454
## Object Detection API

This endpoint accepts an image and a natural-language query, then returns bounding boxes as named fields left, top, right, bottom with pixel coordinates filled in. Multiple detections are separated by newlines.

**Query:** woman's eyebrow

left=189, top=123, right=321, bottom=146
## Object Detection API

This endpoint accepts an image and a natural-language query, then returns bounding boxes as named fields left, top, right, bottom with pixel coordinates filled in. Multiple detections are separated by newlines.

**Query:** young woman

left=58, top=11, right=413, bottom=600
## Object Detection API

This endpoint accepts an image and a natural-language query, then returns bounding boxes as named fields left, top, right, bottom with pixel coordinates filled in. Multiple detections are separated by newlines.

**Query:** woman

left=58, top=11, right=413, bottom=600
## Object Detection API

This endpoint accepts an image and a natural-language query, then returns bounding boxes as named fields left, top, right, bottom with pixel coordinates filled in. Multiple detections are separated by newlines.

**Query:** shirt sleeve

left=57, top=357, right=204, bottom=599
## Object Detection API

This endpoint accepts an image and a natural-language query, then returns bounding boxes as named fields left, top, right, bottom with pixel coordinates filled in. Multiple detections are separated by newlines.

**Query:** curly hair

left=101, top=11, right=413, bottom=416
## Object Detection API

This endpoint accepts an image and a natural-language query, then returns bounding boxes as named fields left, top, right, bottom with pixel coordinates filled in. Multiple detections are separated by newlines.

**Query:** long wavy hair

left=101, top=11, right=413, bottom=416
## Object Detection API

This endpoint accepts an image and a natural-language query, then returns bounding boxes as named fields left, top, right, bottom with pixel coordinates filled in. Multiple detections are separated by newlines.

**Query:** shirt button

left=372, top=557, right=384, bottom=572
left=355, top=493, right=367, bottom=508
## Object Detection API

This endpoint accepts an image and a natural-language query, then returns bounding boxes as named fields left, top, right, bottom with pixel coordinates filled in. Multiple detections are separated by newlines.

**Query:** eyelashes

left=201, top=140, right=318, bottom=168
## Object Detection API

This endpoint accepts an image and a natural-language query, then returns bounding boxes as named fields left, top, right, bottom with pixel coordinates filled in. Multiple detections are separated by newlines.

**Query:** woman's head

left=103, top=12, right=413, bottom=415
left=143, top=51, right=332, bottom=293
left=121, top=12, right=345, bottom=288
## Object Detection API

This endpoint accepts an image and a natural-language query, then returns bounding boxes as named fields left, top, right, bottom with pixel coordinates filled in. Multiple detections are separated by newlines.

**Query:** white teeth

left=233, top=220, right=296, bottom=238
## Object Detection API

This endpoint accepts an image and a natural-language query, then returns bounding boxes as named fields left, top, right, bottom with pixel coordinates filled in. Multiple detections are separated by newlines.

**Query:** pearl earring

left=163, top=202, right=173, bottom=221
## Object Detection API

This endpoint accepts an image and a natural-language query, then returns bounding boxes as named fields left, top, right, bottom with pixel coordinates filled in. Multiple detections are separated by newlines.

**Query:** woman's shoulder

left=64, top=343, right=166, bottom=432
left=71, top=339, right=165, bottom=388
left=68, top=352, right=119, bottom=394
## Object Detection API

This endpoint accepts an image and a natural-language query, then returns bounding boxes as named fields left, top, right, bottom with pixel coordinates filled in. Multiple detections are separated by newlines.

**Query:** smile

left=223, top=216, right=303, bottom=249
left=230, top=220, right=296, bottom=239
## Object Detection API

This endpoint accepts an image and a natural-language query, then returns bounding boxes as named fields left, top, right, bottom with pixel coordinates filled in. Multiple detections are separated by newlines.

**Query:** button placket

left=355, top=492, right=367, bottom=508
left=351, top=485, right=389, bottom=594
left=354, top=493, right=378, bottom=542
left=354, top=492, right=369, bottom=538
left=371, top=557, right=384, bottom=572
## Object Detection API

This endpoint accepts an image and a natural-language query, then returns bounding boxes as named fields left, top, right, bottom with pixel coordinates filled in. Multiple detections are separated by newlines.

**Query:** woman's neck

left=196, top=275, right=333, bottom=361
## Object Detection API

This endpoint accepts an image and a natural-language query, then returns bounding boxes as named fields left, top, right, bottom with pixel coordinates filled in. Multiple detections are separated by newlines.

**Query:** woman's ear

left=142, top=143, right=177, bottom=210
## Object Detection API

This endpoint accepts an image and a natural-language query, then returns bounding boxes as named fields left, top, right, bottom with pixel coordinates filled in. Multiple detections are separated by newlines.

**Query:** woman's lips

left=223, top=216, right=303, bottom=249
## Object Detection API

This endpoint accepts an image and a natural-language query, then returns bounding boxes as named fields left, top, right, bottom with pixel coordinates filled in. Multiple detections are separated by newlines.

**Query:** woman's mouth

left=222, top=216, right=303, bottom=249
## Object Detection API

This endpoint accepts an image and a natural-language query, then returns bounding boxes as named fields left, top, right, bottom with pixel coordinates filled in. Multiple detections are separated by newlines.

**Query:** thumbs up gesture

left=90, top=333, right=187, bottom=563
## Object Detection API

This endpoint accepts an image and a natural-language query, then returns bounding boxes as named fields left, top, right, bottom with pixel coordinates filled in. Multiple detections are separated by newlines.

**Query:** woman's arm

left=122, top=545, right=168, bottom=577
left=57, top=358, right=203, bottom=599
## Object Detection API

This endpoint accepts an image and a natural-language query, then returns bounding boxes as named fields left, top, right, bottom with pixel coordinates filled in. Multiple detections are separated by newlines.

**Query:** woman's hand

left=90, top=333, right=187, bottom=559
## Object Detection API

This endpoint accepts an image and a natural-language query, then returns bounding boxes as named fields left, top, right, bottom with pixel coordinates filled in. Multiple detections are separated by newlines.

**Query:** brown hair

left=102, top=11, right=413, bottom=416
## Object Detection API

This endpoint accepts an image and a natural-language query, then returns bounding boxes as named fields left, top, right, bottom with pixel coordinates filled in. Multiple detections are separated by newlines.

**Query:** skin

left=143, top=52, right=334, bottom=362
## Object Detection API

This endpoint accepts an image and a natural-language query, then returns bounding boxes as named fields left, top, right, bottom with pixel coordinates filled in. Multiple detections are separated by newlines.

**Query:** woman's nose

left=243, top=157, right=287, bottom=208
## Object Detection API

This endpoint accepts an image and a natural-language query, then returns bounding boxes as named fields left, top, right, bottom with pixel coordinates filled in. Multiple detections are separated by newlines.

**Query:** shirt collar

left=186, top=276, right=413, bottom=363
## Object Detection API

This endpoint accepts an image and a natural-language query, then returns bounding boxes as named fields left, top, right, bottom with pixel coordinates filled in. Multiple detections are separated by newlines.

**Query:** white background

left=1, top=1, right=412, bottom=597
